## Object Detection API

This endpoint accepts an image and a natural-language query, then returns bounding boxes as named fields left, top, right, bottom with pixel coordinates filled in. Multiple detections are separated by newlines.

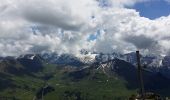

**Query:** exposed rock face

left=0, top=54, right=43, bottom=75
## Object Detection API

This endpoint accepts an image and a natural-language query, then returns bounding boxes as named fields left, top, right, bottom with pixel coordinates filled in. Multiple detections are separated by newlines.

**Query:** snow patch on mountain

left=77, top=52, right=97, bottom=64
left=18, top=54, right=36, bottom=60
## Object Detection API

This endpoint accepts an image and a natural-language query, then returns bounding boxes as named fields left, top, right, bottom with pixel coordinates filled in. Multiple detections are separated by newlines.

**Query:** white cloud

left=92, top=8, right=170, bottom=55
left=0, top=0, right=170, bottom=56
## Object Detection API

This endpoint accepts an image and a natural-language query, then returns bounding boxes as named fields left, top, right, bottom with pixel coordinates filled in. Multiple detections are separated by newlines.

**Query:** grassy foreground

left=0, top=64, right=137, bottom=100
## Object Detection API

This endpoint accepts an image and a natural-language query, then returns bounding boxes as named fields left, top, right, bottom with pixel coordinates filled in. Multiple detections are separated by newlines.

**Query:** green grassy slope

left=0, top=63, right=137, bottom=100
left=1, top=61, right=170, bottom=100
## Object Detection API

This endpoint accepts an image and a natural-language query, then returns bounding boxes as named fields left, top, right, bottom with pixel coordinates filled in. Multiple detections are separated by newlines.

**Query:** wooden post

left=136, top=51, right=145, bottom=99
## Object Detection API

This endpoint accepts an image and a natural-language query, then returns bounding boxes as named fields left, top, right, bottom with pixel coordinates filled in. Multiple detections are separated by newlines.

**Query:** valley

left=0, top=53, right=170, bottom=100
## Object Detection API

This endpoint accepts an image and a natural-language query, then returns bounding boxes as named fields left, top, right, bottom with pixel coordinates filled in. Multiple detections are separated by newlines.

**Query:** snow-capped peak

left=18, top=54, right=36, bottom=60
left=76, top=52, right=98, bottom=64
left=30, top=54, right=36, bottom=60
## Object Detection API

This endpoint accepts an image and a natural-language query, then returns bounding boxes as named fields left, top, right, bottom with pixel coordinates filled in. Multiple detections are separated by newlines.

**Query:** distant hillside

left=0, top=54, right=170, bottom=99
left=0, top=54, right=44, bottom=75
left=68, top=58, right=170, bottom=96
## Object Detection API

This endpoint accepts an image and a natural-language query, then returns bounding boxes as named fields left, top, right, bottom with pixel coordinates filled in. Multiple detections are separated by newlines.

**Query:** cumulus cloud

left=0, top=0, right=170, bottom=56
left=92, top=8, right=170, bottom=55
left=124, top=35, right=157, bottom=49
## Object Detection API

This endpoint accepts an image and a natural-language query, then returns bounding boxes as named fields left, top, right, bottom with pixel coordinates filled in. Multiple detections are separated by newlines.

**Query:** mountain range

left=1, top=52, right=170, bottom=78
left=40, top=52, right=170, bottom=78
left=0, top=52, right=170, bottom=99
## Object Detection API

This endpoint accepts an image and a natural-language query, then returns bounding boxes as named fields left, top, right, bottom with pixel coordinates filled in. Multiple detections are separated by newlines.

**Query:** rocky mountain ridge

left=0, top=52, right=170, bottom=78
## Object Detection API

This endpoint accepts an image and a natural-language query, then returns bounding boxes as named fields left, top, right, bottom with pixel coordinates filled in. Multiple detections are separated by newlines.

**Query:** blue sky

left=88, top=0, right=170, bottom=41
left=89, top=0, right=170, bottom=41
left=131, top=0, right=170, bottom=19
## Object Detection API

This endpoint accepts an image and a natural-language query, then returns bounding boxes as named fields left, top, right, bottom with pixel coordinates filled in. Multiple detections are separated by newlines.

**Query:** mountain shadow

left=66, top=58, right=170, bottom=96
left=103, top=59, right=170, bottom=96
left=0, top=73, right=16, bottom=91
